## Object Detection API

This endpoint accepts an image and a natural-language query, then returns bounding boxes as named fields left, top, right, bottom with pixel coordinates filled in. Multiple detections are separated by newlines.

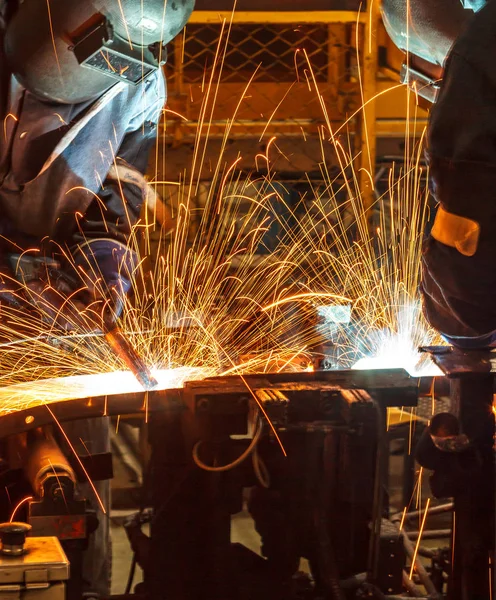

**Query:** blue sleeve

left=72, top=72, right=166, bottom=244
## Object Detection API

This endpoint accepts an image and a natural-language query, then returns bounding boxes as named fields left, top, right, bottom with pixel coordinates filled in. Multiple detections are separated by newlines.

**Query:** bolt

left=197, top=397, right=210, bottom=412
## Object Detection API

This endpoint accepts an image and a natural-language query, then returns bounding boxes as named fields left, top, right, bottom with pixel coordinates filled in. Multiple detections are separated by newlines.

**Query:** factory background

left=149, top=0, right=429, bottom=252
left=0, top=2, right=493, bottom=599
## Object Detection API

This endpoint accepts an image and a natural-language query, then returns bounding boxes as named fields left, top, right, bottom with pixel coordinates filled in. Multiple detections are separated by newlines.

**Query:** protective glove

left=5, top=239, right=137, bottom=333
left=4, top=254, right=88, bottom=332
left=0, top=253, right=27, bottom=308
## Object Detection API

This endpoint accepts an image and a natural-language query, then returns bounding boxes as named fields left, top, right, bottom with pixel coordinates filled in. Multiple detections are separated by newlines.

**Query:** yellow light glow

left=0, top=367, right=209, bottom=415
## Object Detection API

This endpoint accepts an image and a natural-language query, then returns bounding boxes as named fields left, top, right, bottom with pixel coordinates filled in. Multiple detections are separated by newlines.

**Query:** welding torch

left=103, top=320, right=158, bottom=391
left=7, top=254, right=158, bottom=391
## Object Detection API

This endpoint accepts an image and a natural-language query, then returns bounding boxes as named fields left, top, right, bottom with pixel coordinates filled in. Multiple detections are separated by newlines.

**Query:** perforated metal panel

left=162, top=13, right=364, bottom=143
left=167, top=23, right=331, bottom=84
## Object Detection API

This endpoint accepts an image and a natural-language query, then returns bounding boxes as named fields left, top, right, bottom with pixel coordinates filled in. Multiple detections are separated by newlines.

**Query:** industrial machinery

left=0, top=2, right=492, bottom=598
left=0, top=522, right=69, bottom=599
left=0, top=356, right=490, bottom=600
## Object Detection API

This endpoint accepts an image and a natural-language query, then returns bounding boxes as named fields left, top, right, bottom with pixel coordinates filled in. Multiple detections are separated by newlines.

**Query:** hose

left=192, top=415, right=264, bottom=473
left=391, top=502, right=453, bottom=523
left=252, top=445, right=270, bottom=488
left=399, top=527, right=440, bottom=598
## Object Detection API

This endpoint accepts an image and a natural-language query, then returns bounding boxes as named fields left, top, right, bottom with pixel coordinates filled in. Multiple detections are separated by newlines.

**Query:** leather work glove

left=5, top=239, right=137, bottom=334
left=4, top=254, right=89, bottom=332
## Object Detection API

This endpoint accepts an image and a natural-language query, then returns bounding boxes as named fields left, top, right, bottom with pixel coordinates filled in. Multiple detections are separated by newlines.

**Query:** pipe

left=406, top=529, right=452, bottom=540
left=401, top=571, right=425, bottom=598
left=400, top=529, right=440, bottom=598
left=340, top=573, right=366, bottom=590
left=14, top=429, right=76, bottom=499
left=391, top=502, right=453, bottom=522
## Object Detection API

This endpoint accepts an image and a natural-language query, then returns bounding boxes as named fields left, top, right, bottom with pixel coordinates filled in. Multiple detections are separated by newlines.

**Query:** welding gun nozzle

left=104, top=326, right=158, bottom=391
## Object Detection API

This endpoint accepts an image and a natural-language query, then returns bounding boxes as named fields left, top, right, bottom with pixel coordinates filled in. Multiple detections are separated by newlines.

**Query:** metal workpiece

left=0, top=380, right=184, bottom=440
left=0, top=367, right=420, bottom=441
left=422, top=344, right=496, bottom=377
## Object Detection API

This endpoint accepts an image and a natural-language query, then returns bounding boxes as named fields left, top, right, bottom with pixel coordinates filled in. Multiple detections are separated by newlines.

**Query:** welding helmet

left=4, top=0, right=195, bottom=104
left=460, top=0, right=486, bottom=10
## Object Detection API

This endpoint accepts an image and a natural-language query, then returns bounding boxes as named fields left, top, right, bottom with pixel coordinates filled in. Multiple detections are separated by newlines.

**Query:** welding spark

left=45, top=0, right=62, bottom=76
left=0, top=16, right=443, bottom=424
left=409, top=497, right=431, bottom=579
left=9, top=496, right=33, bottom=522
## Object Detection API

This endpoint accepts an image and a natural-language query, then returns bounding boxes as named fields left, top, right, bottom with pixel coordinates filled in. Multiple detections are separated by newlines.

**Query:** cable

left=252, top=445, right=270, bottom=488
left=125, top=555, right=137, bottom=595
left=192, top=415, right=263, bottom=473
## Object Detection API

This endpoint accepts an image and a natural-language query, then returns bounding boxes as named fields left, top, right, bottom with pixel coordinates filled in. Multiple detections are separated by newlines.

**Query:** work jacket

left=0, top=0, right=166, bottom=257
left=422, top=0, right=496, bottom=341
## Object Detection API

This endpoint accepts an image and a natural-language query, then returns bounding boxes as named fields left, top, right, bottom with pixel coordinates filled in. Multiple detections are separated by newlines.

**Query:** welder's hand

left=0, top=278, right=27, bottom=311
left=23, top=277, right=123, bottom=334
left=23, top=279, right=90, bottom=332
left=0, top=256, right=30, bottom=311
left=1, top=239, right=137, bottom=333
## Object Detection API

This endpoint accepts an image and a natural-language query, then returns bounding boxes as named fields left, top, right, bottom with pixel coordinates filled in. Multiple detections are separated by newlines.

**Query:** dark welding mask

left=4, top=0, right=195, bottom=104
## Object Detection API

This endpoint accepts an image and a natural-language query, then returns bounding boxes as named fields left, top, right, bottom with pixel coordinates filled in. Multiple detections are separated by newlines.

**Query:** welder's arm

left=421, top=0, right=496, bottom=342
left=0, top=126, right=161, bottom=329
left=69, top=79, right=171, bottom=324
left=76, top=124, right=159, bottom=243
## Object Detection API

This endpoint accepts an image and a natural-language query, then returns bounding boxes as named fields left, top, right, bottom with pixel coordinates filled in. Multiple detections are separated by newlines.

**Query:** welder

left=0, top=0, right=194, bottom=596
left=416, top=3, right=496, bottom=597
left=421, top=0, right=496, bottom=348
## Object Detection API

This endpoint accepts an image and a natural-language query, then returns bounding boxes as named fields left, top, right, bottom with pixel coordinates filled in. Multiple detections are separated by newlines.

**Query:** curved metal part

left=0, top=367, right=207, bottom=439
left=0, top=367, right=431, bottom=439
left=381, top=0, right=472, bottom=66
left=0, top=388, right=183, bottom=440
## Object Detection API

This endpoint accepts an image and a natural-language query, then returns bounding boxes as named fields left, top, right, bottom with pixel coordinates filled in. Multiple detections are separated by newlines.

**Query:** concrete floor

left=110, top=510, right=262, bottom=595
